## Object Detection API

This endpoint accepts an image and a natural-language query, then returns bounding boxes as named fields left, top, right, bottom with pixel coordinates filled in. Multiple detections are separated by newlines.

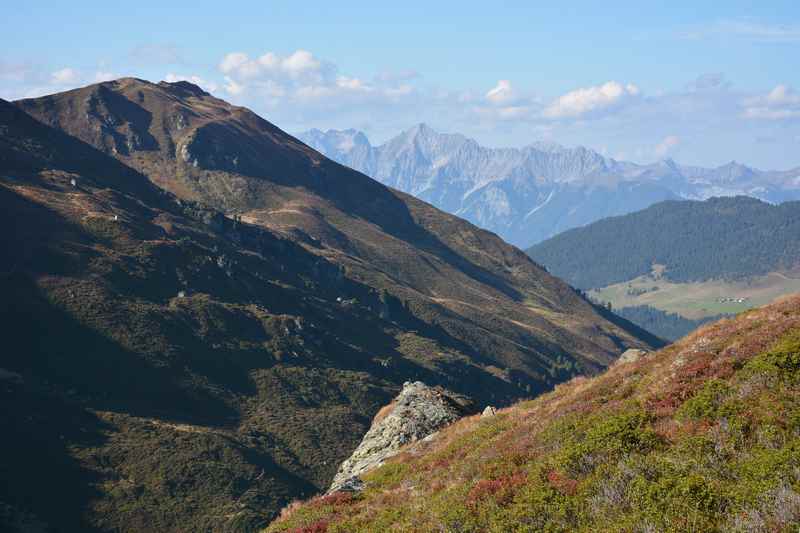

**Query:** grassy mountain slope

left=2, top=81, right=656, bottom=532
left=268, top=295, right=800, bottom=532
left=527, top=196, right=800, bottom=290
left=0, top=97, right=416, bottom=530
left=16, top=78, right=659, bottom=395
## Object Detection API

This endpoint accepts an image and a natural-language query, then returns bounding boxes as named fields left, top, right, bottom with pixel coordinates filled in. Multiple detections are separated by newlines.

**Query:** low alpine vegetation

left=268, top=296, right=800, bottom=532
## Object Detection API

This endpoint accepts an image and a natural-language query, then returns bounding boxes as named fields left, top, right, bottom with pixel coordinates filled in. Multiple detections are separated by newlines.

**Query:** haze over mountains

left=300, top=126, right=800, bottom=248
left=1, top=79, right=659, bottom=531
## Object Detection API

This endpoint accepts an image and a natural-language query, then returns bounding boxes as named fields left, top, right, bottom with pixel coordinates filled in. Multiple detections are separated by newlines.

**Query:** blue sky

left=2, top=1, right=800, bottom=168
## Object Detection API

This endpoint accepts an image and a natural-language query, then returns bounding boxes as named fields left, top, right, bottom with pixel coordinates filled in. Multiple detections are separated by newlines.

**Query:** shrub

left=560, top=407, right=662, bottom=475
left=744, top=332, right=800, bottom=382
left=678, top=379, right=733, bottom=420
left=361, top=462, right=409, bottom=491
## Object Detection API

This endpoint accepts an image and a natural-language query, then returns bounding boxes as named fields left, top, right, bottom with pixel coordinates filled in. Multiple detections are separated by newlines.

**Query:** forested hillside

left=613, top=305, right=727, bottom=341
left=528, top=197, right=800, bottom=290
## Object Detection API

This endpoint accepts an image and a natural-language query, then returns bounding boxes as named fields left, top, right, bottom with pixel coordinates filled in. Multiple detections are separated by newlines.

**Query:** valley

left=529, top=196, right=800, bottom=340
left=590, top=270, right=800, bottom=319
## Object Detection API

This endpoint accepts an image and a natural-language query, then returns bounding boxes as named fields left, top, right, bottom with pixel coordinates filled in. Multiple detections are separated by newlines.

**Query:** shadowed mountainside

left=16, top=78, right=660, bottom=389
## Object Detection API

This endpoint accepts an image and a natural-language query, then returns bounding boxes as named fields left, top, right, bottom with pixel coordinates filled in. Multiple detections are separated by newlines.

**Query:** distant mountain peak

left=411, top=122, right=434, bottom=133
left=298, top=125, right=800, bottom=248
left=399, top=122, right=437, bottom=142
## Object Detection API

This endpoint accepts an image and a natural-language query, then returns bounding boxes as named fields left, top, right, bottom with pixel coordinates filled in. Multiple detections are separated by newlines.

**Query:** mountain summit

left=299, top=126, right=800, bottom=247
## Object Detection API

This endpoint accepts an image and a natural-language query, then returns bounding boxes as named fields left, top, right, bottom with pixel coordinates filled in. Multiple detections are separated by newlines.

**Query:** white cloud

left=164, top=73, right=218, bottom=93
left=336, top=76, right=371, bottom=91
left=282, top=50, right=321, bottom=76
left=543, top=81, right=640, bottom=119
left=218, top=50, right=328, bottom=83
left=219, top=52, right=250, bottom=74
left=223, top=76, right=245, bottom=96
left=93, top=71, right=117, bottom=83
left=486, top=80, right=515, bottom=104
left=742, top=84, right=800, bottom=120
left=216, top=48, right=419, bottom=114
left=51, top=68, right=79, bottom=84
left=681, top=19, right=800, bottom=43
left=654, top=135, right=681, bottom=157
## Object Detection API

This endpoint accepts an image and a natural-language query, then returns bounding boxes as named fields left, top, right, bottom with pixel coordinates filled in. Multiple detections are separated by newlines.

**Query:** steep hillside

left=3, top=80, right=656, bottom=531
left=300, top=126, right=800, bottom=248
left=0, top=97, right=412, bottom=531
left=16, top=78, right=658, bottom=394
left=268, top=295, right=800, bottom=532
left=528, top=196, right=800, bottom=290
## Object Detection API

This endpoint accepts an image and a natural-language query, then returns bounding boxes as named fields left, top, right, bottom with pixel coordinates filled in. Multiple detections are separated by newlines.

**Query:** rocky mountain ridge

left=299, top=125, right=800, bottom=247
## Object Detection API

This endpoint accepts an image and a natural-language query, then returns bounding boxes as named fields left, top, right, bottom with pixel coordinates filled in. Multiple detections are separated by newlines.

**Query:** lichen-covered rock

left=328, top=381, right=475, bottom=493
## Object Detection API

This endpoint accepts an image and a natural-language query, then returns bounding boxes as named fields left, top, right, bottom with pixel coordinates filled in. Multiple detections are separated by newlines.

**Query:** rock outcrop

left=328, top=381, right=475, bottom=493
left=615, top=348, right=650, bottom=365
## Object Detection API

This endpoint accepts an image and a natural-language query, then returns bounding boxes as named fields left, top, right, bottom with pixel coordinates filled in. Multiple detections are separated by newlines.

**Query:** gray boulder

left=328, top=381, right=474, bottom=493
left=615, top=348, right=650, bottom=365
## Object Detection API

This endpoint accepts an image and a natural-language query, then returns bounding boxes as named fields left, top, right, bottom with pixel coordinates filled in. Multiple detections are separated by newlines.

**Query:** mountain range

left=299, top=125, right=800, bottom=248
left=0, top=79, right=657, bottom=531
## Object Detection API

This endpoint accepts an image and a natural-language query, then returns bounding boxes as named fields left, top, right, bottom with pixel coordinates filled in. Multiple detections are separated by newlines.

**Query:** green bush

left=745, top=332, right=800, bottom=382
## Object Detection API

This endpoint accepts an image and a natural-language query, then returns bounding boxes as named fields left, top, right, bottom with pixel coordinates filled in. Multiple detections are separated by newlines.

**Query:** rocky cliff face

left=299, top=125, right=800, bottom=248
left=328, top=381, right=476, bottom=493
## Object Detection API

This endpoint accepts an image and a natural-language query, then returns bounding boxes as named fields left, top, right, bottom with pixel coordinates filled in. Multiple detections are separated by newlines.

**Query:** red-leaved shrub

left=466, top=472, right=527, bottom=507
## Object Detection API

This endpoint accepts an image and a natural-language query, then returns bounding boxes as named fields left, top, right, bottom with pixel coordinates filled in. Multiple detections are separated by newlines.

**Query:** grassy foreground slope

left=269, top=295, right=800, bottom=532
